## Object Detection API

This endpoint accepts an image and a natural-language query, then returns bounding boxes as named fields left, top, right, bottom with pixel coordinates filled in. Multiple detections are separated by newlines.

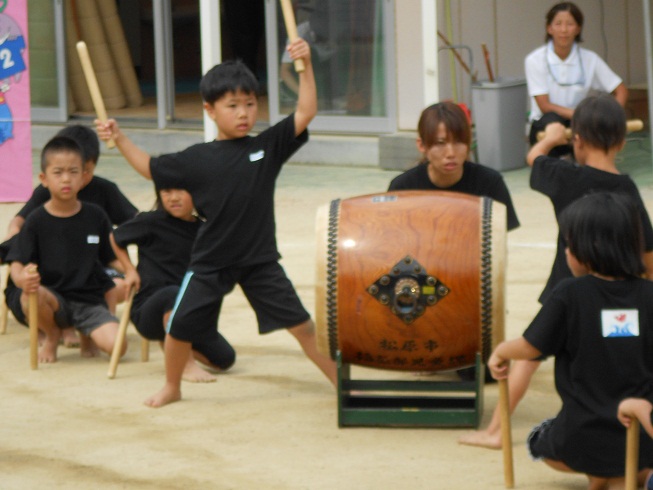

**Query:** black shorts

left=132, top=285, right=236, bottom=370
left=131, top=286, right=179, bottom=341
left=528, top=112, right=573, bottom=158
left=527, top=418, right=558, bottom=462
left=168, top=261, right=310, bottom=342
left=5, top=280, right=26, bottom=325
left=5, top=281, right=116, bottom=334
left=4, top=281, right=60, bottom=327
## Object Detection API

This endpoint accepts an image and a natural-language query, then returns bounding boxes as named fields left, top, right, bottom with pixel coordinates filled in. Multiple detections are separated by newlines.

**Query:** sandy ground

left=1, top=148, right=651, bottom=490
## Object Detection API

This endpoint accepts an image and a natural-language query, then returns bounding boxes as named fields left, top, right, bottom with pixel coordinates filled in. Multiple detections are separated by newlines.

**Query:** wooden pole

left=536, top=119, right=644, bottom=141
left=107, top=287, right=135, bottom=379
left=140, top=338, right=150, bottom=362
left=482, top=43, right=495, bottom=82
left=27, top=265, right=39, bottom=370
left=279, top=0, right=305, bottom=73
left=625, top=418, right=640, bottom=490
left=28, top=292, right=38, bottom=370
left=0, top=264, right=8, bottom=335
left=76, top=40, right=116, bottom=149
left=499, top=378, right=515, bottom=488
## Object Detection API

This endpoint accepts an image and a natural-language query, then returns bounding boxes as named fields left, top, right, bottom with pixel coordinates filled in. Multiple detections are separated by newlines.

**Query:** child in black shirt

left=97, top=37, right=335, bottom=407
left=491, top=192, right=653, bottom=486
left=3, top=125, right=137, bottom=347
left=112, top=188, right=235, bottom=382
left=7, top=136, right=136, bottom=363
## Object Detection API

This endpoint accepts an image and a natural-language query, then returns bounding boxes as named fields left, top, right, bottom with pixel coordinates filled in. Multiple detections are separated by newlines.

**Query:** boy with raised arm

left=97, top=37, right=336, bottom=407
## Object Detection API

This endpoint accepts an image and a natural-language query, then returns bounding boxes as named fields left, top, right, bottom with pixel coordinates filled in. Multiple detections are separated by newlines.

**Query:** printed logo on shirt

left=87, top=235, right=100, bottom=244
left=249, top=150, right=265, bottom=162
left=601, top=309, right=639, bottom=338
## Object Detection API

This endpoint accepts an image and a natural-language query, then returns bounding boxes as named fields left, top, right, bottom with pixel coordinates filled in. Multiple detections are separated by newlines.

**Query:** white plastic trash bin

left=471, top=77, right=527, bottom=171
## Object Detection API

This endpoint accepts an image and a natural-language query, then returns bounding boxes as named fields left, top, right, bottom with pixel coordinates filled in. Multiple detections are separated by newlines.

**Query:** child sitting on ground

left=111, top=187, right=235, bottom=382
left=3, top=125, right=137, bottom=346
left=96, top=37, right=336, bottom=408
left=490, top=192, right=653, bottom=489
left=459, top=94, right=653, bottom=449
left=6, top=136, right=135, bottom=363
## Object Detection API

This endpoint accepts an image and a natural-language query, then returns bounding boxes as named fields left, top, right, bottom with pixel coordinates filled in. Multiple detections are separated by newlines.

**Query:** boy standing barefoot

left=97, top=38, right=336, bottom=407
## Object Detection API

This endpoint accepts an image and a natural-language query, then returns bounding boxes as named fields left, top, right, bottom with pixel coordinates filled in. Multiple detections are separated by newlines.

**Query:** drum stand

left=336, top=351, right=484, bottom=428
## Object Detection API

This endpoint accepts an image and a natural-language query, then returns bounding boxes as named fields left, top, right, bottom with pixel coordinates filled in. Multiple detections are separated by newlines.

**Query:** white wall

left=395, top=1, right=439, bottom=130
left=432, top=0, right=644, bottom=108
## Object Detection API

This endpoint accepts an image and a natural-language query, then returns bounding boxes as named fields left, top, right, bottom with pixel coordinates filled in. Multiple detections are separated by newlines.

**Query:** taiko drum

left=315, top=190, right=506, bottom=372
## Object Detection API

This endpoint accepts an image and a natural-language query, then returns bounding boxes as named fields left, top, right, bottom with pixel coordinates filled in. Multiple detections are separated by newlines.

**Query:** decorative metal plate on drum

left=367, top=255, right=449, bottom=324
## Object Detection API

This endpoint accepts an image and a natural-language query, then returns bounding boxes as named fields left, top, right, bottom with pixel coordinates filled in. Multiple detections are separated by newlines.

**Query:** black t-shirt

left=530, top=155, right=653, bottom=303
left=150, top=114, right=308, bottom=272
left=112, top=209, right=200, bottom=308
left=388, top=161, right=520, bottom=231
left=523, top=275, right=653, bottom=476
left=17, top=176, right=138, bottom=226
left=7, top=203, right=116, bottom=303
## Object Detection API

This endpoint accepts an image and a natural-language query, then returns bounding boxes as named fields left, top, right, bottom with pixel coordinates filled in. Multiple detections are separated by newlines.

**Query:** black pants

left=529, top=112, right=573, bottom=158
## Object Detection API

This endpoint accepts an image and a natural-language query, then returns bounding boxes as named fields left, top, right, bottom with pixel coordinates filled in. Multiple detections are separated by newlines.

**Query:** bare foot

left=458, top=430, right=502, bottom=450
left=182, top=358, right=218, bottom=383
left=80, top=334, right=100, bottom=358
left=39, top=337, right=59, bottom=363
left=144, top=384, right=182, bottom=408
left=61, top=328, right=80, bottom=348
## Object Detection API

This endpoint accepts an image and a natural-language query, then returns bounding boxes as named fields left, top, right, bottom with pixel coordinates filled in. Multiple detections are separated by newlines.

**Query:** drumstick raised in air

left=76, top=41, right=116, bottom=149
left=279, top=0, right=305, bottom=73
left=536, top=119, right=644, bottom=141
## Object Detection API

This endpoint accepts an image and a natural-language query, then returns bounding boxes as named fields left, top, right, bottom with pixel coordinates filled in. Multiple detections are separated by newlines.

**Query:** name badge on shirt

left=249, top=150, right=264, bottom=162
left=601, top=309, right=639, bottom=338
left=87, top=235, right=100, bottom=244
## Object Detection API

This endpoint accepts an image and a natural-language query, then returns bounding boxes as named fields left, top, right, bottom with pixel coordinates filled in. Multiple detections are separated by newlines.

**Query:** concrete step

left=31, top=123, right=382, bottom=168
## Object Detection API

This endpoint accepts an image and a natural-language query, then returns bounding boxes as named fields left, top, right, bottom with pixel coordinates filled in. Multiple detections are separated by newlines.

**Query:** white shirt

left=524, top=41, right=622, bottom=121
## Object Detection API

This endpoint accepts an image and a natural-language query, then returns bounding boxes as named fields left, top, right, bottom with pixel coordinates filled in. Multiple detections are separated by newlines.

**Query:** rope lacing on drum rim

left=480, top=197, right=493, bottom=363
left=326, top=198, right=341, bottom=360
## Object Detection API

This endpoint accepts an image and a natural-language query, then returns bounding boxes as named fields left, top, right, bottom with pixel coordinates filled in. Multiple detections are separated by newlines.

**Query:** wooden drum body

left=315, top=190, right=506, bottom=372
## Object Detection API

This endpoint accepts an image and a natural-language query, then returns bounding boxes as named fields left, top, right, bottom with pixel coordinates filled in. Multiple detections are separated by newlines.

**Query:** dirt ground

left=1, top=146, right=651, bottom=490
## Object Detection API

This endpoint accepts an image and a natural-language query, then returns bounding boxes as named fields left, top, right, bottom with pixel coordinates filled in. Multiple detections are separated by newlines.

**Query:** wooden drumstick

left=536, top=119, right=644, bottom=141
left=279, top=0, right=305, bottom=73
left=76, top=41, right=116, bottom=149
left=482, top=43, right=495, bottom=83
left=499, top=378, right=515, bottom=488
left=27, top=265, right=38, bottom=370
left=625, top=418, right=640, bottom=490
left=107, top=286, right=136, bottom=379
left=0, top=265, right=8, bottom=335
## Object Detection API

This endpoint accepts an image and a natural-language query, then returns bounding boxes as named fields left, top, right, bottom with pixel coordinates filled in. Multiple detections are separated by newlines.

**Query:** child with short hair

left=459, top=94, right=653, bottom=449
left=488, top=192, right=653, bottom=488
left=111, top=187, right=236, bottom=382
left=96, top=37, right=336, bottom=407
left=6, top=136, right=135, bottom=363
left=3, top=125, right=138, bottom=346
left=6, top=124, right=137, bottom=237
left=387, top=101, right=520, bottom=231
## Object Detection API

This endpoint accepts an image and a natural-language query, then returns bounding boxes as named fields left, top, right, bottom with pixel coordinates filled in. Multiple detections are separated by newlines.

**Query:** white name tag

left=249, top=150, right=264, bottom=162
left=87, top=235, right=100, bottom=244
left=601, top=309, right=639, bottom=338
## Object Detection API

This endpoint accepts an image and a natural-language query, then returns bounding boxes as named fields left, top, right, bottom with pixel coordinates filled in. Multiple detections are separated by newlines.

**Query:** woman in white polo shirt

left=525, top=2, right=628, bottom=157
